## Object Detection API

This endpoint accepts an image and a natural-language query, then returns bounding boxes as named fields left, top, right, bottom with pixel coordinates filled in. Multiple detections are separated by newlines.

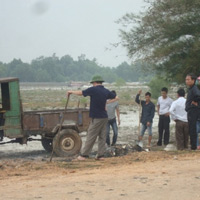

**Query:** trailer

left=0, top=77, right=90, bottom=157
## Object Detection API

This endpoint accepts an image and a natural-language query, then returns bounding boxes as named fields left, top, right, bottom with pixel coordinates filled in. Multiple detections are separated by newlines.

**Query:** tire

left=41, top=138, right=53, bottom=152
left=53, top=129, right=82, bottom=157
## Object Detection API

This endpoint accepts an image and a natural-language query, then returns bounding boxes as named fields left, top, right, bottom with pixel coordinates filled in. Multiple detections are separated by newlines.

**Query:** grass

left=20, top=86, right=151, bottom=111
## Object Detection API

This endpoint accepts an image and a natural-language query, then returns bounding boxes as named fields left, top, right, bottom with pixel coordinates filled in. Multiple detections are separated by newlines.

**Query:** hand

left=165, top=112, right=170, bottom=117
left=147, top=122, right=151, bottom=126
left=191, top=101, right=198, bottom=106
left=138, top=90, right=142, bottom=95
left=118, top=119, right=121, bottom=126
left=67, top=91, right=72, bottom=97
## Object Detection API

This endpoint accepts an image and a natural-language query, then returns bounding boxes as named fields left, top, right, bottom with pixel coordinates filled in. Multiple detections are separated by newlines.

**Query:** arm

left=165, top=98, right=173, bottom=116
left=135, top=90, right=142, bottom=104
left=193, top=86, right=200, bottom=103
left=116, top=107, right=120, bottom=125
left=107, top=96, right=119, bottom=104
left=135, top=94, right=141, bottom=104
left=107, top=91, right=116, bottom=100
left=67, top=90, right=83, bottom=96
left=169, top=102, right=176, bottom=121
left=157, top=105, right=160, bottom=115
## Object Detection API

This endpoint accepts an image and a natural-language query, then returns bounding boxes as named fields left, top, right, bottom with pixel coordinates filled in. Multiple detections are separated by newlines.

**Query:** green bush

left=115, top=78, right=126, bottom=87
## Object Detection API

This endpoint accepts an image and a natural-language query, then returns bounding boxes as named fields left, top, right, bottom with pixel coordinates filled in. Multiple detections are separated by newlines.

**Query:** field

left=0, top=82, right=200, bottom=200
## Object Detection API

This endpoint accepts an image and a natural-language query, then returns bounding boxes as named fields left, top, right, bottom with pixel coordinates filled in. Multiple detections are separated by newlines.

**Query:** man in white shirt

left=169, top=88, right=189, bottom=150
left=157, top=87, right=173, bottom=146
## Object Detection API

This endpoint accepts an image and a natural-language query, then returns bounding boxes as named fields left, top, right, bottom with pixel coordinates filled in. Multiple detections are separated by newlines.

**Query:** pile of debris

left=90, top=143, right=146, bottom=158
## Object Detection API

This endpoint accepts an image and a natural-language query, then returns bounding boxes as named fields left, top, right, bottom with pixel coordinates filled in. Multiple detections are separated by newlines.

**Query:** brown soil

left=1, top=151, right=200, bottom=200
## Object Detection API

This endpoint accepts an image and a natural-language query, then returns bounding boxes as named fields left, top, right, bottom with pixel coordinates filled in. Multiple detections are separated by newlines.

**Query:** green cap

left=90, top=75, right=105, bottom=83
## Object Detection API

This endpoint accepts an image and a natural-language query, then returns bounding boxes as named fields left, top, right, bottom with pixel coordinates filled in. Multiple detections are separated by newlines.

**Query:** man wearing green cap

left=67, top=75, right=116, bottom=160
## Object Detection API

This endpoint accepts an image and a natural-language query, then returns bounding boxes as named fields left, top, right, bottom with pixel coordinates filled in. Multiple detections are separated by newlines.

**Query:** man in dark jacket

left=135, top=90, right=155, bottom=147
left=68, top=75, right=116, bottom=160
left=185, top=73, right=200, bottom=150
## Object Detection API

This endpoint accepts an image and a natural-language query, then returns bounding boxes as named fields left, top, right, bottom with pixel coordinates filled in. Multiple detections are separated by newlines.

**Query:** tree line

left=0, top=54, right=152, bottom=83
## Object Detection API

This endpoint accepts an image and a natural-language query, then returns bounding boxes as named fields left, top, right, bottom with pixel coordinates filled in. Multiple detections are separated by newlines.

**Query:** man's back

left=83, top=85, right=115, bottom=118
left=170, top=97, right=187, bottom=122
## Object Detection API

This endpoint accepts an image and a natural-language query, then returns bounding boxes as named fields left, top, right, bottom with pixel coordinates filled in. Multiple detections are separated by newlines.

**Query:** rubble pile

left=104, top=144, right=145, bottom=157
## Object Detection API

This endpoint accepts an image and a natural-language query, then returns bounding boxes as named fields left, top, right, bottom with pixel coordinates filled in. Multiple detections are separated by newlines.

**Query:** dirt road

left=0, top=151, right=200, bottom=200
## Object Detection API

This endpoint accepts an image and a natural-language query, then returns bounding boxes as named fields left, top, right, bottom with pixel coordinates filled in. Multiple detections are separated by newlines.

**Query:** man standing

left=135, top=90, right=155, bottom=147
left=106, top=91, right=120, bottom=146
left=157, top=87, right=173, bottom=146
left=185, top=73, right=200, bottom=150
left=196, top=76, right=200, bottom=150
left=169, top=88, right=188, bottom=150
left=68, top=75, right=116, bottom=160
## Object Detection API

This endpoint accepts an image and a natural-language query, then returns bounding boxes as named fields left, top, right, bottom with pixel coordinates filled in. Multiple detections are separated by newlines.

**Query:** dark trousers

left=157, top=115, right=170, bottom=145
left=175, top=120, right=189, bottom=150
left=187, top=108, right=200, bottom=150
left=106, top=118, right=118, bottom=146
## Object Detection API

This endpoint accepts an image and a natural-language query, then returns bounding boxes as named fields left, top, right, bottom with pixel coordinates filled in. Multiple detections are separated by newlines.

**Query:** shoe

left=146, top=144, right=151, bottom=148
left=157, top=142, right=162, bottom=146
left=73, top=155, right=87, bottom=161
left=95, top=156, right=104, bottom=161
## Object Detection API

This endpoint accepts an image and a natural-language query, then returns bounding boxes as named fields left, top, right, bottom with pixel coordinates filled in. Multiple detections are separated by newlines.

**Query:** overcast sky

left=0, top=0, right=147, bottom=67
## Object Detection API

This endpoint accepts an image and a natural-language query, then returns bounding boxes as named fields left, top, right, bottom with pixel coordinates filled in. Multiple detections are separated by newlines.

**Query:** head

left=90, top=75, right=104, bottom=86
left=92, top=81, right=103, bottom=86
left=109, top=90, right=117, bottom=100
left=145, top=92, right=151, bottom=102
left=161, top=87, right=168, bottom=98
left=185, top=73, right=196, bottom=87
left=177, top=88, right=185, bottom=98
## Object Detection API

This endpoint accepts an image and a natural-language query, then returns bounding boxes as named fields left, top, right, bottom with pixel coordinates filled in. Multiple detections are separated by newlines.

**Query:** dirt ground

left=0, top=84, right=199, bottom=199
left=0, top=151, right=200, bottom=200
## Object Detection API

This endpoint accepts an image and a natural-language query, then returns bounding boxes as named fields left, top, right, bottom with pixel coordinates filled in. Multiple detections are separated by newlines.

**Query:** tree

left=117, top=0, right=200, bottom=83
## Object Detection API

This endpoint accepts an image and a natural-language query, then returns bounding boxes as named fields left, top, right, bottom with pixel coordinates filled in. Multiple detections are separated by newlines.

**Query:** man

left=196, top=76, right=200, bottom=150
left=67, top=75, right=116, bottom=160
left=135, top=90, right=155, bottom=147
left=185, top=73, right=200, bottom=150
left=157, top=87, right=173, bottom=146
left=169, top=88, right=188, bottom=150
left=106, top=90, right=120, bottom=146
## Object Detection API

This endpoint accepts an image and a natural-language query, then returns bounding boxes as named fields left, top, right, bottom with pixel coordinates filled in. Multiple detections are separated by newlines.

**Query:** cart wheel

left=41, top=138, right=53, bottom=152
left=53, top=129, right=82, bottom=157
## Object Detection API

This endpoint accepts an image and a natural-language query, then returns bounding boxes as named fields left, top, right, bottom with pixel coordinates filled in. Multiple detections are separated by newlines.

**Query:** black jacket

left=185, top=84, right=200, bottom=112
left=135, top=94, right=155, bottom=124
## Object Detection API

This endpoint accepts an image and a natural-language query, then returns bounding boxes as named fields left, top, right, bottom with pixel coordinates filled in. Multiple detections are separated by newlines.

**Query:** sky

left=0, top=0, right=147, bottom=67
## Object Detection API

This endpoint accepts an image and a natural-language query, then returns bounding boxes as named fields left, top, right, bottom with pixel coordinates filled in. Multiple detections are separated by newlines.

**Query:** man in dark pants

left=68, top=75, right=116, bottom=160
left=185, top=73, right=200, bottom=150
left=157, top=87, right=173, bottom=146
